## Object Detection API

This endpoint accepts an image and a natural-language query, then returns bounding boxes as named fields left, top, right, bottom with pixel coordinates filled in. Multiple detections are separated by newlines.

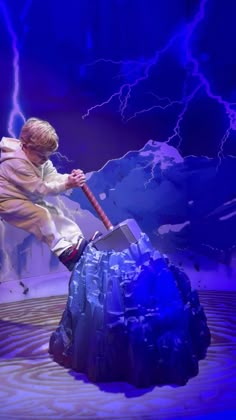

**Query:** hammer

left=82, top=184, right=142, bottom=251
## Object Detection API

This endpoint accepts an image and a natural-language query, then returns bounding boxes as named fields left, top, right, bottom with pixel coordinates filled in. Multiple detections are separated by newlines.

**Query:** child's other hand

left=66, top=169, right=86, bottom=188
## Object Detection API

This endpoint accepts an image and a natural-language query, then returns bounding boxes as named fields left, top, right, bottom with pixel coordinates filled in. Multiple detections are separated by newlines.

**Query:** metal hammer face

left=92, top=218, right=142, bottom=252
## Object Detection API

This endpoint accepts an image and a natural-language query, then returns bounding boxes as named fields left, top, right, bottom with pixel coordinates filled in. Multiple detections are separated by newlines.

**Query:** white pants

left=0, top=199, right=83, bottom=256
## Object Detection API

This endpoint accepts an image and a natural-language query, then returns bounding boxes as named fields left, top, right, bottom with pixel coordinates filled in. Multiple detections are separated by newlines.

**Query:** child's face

left=24, top=147, right=53, bottom=166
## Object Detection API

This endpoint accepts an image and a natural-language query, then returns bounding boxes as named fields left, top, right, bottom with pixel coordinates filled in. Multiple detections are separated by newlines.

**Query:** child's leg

left=0, top=199, right=85, bottom=259
left=0, top=199, right=101, bottom=270
left=35, top=201, right=84, bottom=256
left=36, top=201, right=90, bottom=270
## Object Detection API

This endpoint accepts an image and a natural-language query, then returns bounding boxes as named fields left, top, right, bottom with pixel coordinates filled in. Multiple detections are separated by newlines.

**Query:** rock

left=49, top=233, right=211, bottom=387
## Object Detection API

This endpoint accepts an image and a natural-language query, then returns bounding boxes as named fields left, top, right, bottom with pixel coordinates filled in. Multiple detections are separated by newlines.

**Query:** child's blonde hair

left=20, top=118, right=59, bottom=153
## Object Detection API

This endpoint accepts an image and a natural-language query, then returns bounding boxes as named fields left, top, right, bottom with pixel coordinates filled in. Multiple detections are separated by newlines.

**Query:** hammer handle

left=81, top=184, right=113, bottom=230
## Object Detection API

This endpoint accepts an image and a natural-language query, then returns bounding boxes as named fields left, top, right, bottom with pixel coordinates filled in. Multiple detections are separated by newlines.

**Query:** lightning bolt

left=82, top=0, right=235, bottom=159
left=166, top=83, right=202, bottom=148
left=0, top=1, right=25, bottom=137
left=186, top=0, right=236, bottom=130
left=53, top=151, right=74, bottom=168
left=185, top=0, right=236, bottom=164
left=82, top=30, right=185, bottom=121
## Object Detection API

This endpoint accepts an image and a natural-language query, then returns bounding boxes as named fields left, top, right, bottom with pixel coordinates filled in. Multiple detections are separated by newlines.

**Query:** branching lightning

left=185, top=0, right=236, bottom=160
left=82, top=30, right=184, bottom=121
left=82, top=0, right=235, bottom=157
left=1, top=0, right=234, bottom=155
left=0, top=1, right=25, bottom=137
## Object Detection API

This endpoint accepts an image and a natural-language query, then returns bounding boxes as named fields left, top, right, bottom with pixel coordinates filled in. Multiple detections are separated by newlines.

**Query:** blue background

left=0, top=0, right=235, bottom=281
left=1, top=0, right=236, bottom=172
left=0, top=1, right=235, bottom=418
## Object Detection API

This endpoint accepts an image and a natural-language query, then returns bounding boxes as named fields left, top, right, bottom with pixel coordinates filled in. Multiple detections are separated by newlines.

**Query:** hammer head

left=92, top=219, right=142, bottom=252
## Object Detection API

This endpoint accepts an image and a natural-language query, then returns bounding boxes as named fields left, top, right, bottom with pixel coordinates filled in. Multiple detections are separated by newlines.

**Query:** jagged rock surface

left=49, top=234, right=211, bottom=387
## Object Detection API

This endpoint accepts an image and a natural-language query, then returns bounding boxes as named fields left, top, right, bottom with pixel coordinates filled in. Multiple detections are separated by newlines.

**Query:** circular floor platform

left=0, top=291, right=235, bottom=420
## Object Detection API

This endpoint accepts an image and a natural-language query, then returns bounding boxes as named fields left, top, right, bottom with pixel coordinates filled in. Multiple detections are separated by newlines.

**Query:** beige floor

left=0, top=291, right=235, bottom=420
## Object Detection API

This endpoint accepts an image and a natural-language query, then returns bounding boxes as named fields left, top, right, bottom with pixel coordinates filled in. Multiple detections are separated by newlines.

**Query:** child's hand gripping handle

left=81, top=184, right=113, bottom=231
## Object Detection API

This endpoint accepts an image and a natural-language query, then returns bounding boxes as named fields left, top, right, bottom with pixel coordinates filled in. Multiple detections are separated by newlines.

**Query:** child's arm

left=44, top=161, right=86, bottom=189
left=43, top=160, right=68, bottom=183
left=3, top=159, right=69, bottom=197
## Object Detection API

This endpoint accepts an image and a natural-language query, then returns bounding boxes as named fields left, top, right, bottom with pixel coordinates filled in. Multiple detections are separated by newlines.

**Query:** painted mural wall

left=0, top=0, right=235, bottom=300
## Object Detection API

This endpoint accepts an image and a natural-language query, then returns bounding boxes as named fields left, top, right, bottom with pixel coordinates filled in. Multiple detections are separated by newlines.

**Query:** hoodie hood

left=0, top=137, right=22, bottom=162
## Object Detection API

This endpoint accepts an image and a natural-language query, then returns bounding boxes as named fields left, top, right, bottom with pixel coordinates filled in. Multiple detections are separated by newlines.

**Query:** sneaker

left=89, top=230, right=103, bottom=242
left=89, top=231, right=103, bottom=251
left=59, top=238, right=88, bottom=271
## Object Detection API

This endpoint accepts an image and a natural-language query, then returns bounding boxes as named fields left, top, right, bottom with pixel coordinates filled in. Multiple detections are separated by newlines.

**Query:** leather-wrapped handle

left=81, top=184, right=113, bottom=230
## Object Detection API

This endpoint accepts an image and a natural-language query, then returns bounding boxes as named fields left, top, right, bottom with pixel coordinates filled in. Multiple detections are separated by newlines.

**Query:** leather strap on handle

left=81, top=184, right=113, bottom=230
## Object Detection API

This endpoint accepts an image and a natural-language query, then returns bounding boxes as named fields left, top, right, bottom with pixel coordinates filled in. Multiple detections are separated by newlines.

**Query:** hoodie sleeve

left=3, top=159, right=68, bottom=197
left=43, top=160, right=69, bottom=184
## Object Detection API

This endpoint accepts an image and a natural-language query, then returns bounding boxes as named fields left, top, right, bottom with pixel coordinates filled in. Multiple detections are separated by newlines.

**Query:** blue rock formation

left=49, top=234, right=211, bottom=387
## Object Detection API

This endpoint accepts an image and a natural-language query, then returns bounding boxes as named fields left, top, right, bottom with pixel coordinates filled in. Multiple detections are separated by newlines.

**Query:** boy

left=0, top=117, right=99, bottom=271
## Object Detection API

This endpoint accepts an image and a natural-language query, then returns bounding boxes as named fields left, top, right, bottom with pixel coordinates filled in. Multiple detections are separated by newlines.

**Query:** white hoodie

left=0, top=137, right=68, bottom=203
